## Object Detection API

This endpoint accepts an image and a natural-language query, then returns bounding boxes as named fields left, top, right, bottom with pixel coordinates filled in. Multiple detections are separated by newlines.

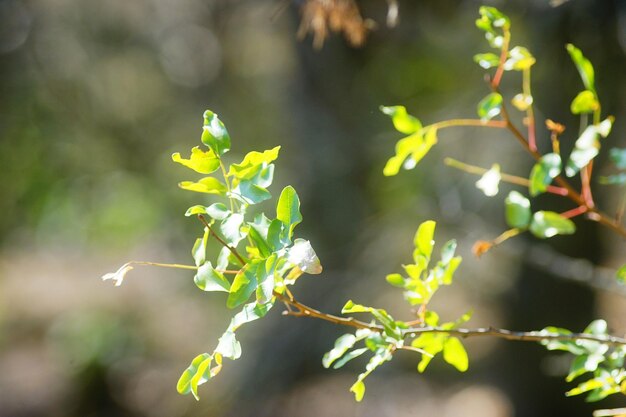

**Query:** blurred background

left=1, top=0, right=625, bottom=416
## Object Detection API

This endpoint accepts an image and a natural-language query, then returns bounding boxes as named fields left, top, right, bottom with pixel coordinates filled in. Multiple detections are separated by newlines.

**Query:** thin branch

left=275, top=291, right=381, bottom=331
left=275, top=292, right=626, bottom=347
left=444, top=157, right=568, bottom=196
left=197, top=214, right=247, bottom=265
left=402, top=326, right=626, bottom=346
left=491, top=29, right=511, bottom=89
left=493, top=87, right=626, bottom=239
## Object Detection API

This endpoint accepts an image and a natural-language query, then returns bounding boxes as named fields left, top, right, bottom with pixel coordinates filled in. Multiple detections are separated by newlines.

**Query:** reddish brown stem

left=561, top=206, right=588, bottom=219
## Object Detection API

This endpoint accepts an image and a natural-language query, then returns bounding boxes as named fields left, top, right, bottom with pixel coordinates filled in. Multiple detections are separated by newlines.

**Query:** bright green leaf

left=380, top=105, right=423, bottom=135
left=201, top=110, right=231, bottom=155
left=185, top=205, right=207, bottom=217
left=206, top=203, right=230, bottom=220
left=477, top=93, right=503, bottom=121
left=350, top=380, right=365, bottom=402
left=386, top=273, right=405, bottom=288
left=616, top=264, right=626, bottom=284
left=342, top=300, right=372, bottom=314
left=323, top=334, right=358, bottom=368
left=220, top=213, right=245, bottom=246
left=172, top=147, right=220, bottom=174
left=215, top=331, right=241, bottom=360
left=566, top=44, right=595, bottom=94
left=229, top=301, right=274, bottom=331
left=584, top=319, right=608, bottom=336
left=473, top=52, right=500, bottom=69
left=228, top=146, right=281, bottom=179
left=333, top=348, right=369, bottom=369
left=571, top=90, right=599, bottom=114
left=529, top=211, right=576, bottom=239
left=227, top=262, right=259, bottom=309
left=177, top=353, right=212, bottom=399
left=276, top=186, right=302, bottom=240
left=192, top=228, right=209, bottom=267
left=529, top=153, right=562, bottom=196
left=414, top=220, right=436, bottom=261
left=505, top=191, right=531, bottom=228
left=179, top=177, right=227, bottom=194
left=194, top=262, right=230, bottom=292
left=504, top=46, right=535, bottom=71
left=287, top=239, right=323, bottom=274
left=443, top=337, right=469, bottom=372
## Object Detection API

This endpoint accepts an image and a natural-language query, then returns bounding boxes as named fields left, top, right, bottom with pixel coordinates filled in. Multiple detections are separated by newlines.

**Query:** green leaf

left=505, top=191, right=531, bottom=228
left=227, top=262, right=259, bottom=309
left=232, top=179, right=272, bottom=205
left=565, top=378, right=604, bottom=397
left=192, top=228, right=209, bottom=267
left=414, top=220, right=436, bottom=261
left=228, top=146, right=281, bottom=179
left=177, top=353, right=212, bottom=399
left=566, top=44, right=595, bottom=94
left=178, top=177, right=227, bottom=195
left=220, top=213, right=245, bottom=246
left=350, top=380, right=365, bottom=402
left=571, top=90, right=599, bottom=114
left=616, top=264, right=626, bottom=284
left=380, top=105, right=422, bottom=135
left=475, top=163, right=501, bottom=197
left=194, top=262, right=230, bottom=292
left=504, top=46, right=535, bottom=71
left=287, top=239, right=323, bottom=274
left=229, top=301, right=274, bottom=331
left=529, top=211, right=576, bottom=239
left=247, top=224, right=272, bottom=259
left=172, top=147, right=220, bottom=174
left=473, top=52, right=500, bottom=69
left=384, top=134, right=421, bottom=176
left=477, top=93, right=503, bottom=121
left=478, top=6, right=510, bottom=29
left=413, top=333, right=446, bottom=372
left=443, top=337, right=469, bottom=372
left=201, top=110, right=231, bottom=155
left=584, top=319, right=608, bottom=336
left=442, top=257, right=462, bottom=285
left=333, top=348, right=369, bottom=369
left=566, top=354, right=605, bottom=382
left=276, top=186, right=302, bottom=240
left=255, top=256, right=276, bottom=304
left=215, top=331, right=241, bottom=360
left=383, top=128, right=437, bottom=176
left=206, top=203, right=230, bottom=220
left=565, top=125, right=600, bottom=177
left=440, top=240, right=457, bottom=265
left=342, top=300, right=372, bottom=314
left=386, top=273, right=405, bottom=288
left=323, top=334, right=358, bottom=368
left=540, top=327, right=587, bottom=355
left=529, top=153, right=562, bottom=197
left=185, top=205, right=207, bottom=217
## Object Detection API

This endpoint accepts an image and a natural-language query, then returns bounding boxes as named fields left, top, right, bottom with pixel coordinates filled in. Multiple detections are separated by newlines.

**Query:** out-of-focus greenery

left=1, top=1, right=625, bottom=416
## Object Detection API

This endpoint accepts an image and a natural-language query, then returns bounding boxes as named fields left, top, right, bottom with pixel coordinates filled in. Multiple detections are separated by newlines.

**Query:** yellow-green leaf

left=172, top=147, right=220, bottom=174
left=178, top=177, right=227, bottom=194
left=443, top=337, right=469, bottom=372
